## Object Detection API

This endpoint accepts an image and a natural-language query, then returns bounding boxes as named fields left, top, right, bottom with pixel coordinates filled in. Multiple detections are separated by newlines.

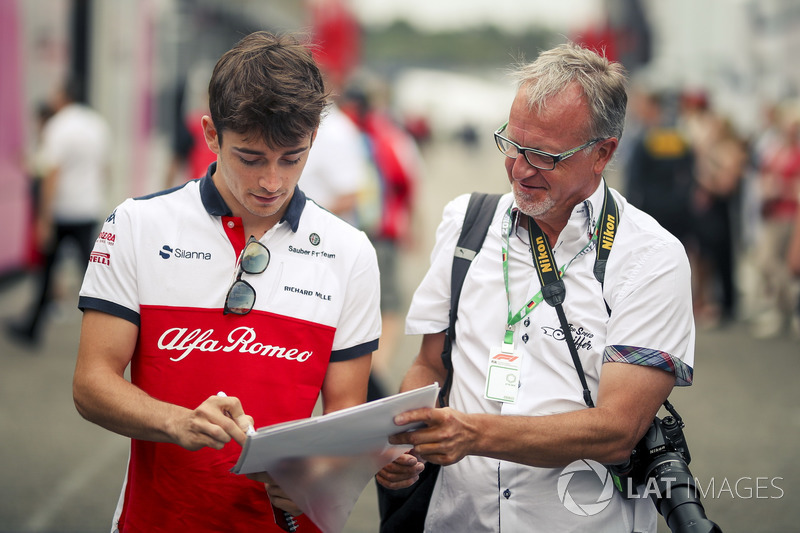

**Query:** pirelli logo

left=89, top=251, right=110, bottom=266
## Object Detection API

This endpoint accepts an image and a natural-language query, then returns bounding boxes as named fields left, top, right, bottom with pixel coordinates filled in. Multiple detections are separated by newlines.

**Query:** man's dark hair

left=208, top=31, right=328, bottom=148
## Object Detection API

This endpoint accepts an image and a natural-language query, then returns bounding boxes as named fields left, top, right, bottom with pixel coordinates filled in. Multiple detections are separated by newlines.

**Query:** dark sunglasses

left=223, top=236, right=270, bottom=315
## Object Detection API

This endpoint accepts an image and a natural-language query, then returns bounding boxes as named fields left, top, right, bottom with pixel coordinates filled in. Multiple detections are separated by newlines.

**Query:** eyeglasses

left=494, top=121, right=603, bottom=170
left=223, top=236, right=270, bottom=315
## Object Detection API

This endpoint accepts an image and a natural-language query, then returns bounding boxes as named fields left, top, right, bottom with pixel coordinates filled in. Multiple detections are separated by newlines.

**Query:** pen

left=216, top=391, right=256, bottom=436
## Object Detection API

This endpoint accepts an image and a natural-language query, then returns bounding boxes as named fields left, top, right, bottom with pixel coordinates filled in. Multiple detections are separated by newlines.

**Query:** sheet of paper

left=232, top=383, right=440, bottom=533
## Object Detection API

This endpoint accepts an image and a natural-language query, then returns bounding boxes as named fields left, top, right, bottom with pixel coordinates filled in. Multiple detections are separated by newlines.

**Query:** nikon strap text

left=527, top=183, right=618, bottom=407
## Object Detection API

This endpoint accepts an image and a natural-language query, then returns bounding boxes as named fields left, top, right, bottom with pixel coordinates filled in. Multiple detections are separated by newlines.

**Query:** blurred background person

left=301, top=0, right=423, bottom=399
left=690, top=113, right=747, bottom=327
left=341, top=77, right=421, bottom=400
left=790, top=191, right=800, bottom=279
left=21, top=101, right=55, bottom=271
left=301, top=100, right=368, bottom=225
left=163, top=67, right=217, bottom=189
left=301, top=0, right=391, bottom=400
left=750, top=111, right=800, bottom=338
left=736, top=101, right=785, bottom=312
left=624, top=89, right=696, bottom=250
left=788, top=189, right=800, bottom=336
left=5, top=76, right=111, bottom=347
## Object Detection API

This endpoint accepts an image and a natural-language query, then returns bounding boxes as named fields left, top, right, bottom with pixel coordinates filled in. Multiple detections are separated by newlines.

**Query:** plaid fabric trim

left=604, top=345, right=693, bottom=386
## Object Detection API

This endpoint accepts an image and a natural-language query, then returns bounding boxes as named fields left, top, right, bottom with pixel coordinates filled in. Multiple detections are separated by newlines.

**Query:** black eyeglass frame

left=493, top=121, right=604, bottom=171
left=223, top=236, right=270, bottom=316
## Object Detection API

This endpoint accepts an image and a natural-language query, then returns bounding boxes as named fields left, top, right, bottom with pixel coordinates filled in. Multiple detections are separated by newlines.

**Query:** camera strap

left=528, top=183, right=618, bottom=408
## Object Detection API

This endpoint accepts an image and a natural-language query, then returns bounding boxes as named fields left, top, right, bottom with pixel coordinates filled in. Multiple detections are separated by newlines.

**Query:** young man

left=73, top=31, right=381, bottom=532
left=378, top=42, right=695, bottom=532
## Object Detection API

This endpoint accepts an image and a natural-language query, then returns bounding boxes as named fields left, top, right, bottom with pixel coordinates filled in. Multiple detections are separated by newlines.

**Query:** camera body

left=610, top=404, right=722, bottom=533
left=616, top=413, right=690, bottom=487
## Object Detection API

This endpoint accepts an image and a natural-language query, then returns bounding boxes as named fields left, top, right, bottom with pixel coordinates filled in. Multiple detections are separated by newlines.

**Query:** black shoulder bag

left=376, top=192, right=501, bottom=533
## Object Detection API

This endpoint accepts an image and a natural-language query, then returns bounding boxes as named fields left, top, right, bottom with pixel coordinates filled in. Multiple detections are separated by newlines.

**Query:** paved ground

left=1, top=139, right=798, bottom=532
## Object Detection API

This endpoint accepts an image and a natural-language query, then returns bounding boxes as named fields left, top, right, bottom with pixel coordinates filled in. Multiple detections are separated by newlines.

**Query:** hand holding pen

left=165, top=391, right=255, bottom=451
left=214, top=391, right=256, bottom=447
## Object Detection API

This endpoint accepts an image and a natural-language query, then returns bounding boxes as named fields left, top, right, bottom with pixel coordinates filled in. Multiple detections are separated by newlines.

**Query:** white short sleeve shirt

left=40, top=103, right=110, bottom=222
left=406, top=181, right=695, bottom=532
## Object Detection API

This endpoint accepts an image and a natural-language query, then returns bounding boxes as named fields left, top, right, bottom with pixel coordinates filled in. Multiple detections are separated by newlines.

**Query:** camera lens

left=646, top=456, right=722, bottom=533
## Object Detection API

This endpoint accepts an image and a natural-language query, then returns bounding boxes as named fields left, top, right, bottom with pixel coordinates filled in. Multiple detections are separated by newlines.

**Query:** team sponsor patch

left=158, top=244, right=212, bottom=260
left=89, top=251, right=111, bottom=266
left=97, top=231, right=115, bottom=245
left=284, top=285, right=332, bottom=301
left=288, top=245, right=335, bottom=259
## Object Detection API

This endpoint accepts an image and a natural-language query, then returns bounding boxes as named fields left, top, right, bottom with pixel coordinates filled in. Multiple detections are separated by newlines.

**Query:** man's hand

left=247, top=472, right=303, bottom=517
left=376, top=452, right=426, bottom=489
left=169, top=394, right=254, bottom=450
left=388, top=407, right=478, bottom=466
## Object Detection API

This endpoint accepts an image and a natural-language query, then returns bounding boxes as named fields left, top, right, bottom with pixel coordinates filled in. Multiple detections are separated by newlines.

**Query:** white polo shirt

left=40, top=103, right=110, bottom=222
left=301, top=104, right=368, bottom=225
left=406, top=180, right=694, bottom=533
left=79, top=170, right=381, bottom=532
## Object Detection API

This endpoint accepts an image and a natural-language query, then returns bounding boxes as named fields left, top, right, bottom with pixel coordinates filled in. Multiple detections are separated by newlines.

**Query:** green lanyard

left=501, top=212, right=595, bottom=344
left=501, top=184, right=618, bottom=346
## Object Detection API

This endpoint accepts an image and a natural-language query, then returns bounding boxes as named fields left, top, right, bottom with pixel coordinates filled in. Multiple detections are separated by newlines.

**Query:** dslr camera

left=610, top=401, right=722, bottom=533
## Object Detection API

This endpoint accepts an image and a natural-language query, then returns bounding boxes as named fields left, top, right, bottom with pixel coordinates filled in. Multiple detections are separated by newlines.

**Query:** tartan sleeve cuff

left=603, top=345, right=693, bottom=386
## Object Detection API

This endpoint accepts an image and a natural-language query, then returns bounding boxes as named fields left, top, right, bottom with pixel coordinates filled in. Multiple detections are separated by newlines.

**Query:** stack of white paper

left=232, top=383, right=440, bottom=533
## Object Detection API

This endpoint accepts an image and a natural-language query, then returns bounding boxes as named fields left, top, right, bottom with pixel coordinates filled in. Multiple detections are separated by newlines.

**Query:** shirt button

left=522, top=333, right=529, bottom=343
left=524, top=318, right=530, bottom=328
left=503, top=489, right=511, bottom=499
left=227, top=221, right=235, bottom=228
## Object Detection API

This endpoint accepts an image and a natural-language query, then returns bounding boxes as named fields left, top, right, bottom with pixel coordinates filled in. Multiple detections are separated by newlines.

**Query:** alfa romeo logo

left=557, top=459, right=615, bottom=516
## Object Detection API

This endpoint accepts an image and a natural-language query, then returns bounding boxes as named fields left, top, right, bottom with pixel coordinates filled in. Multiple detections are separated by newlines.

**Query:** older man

left=378, top=42, right=695, bottom=533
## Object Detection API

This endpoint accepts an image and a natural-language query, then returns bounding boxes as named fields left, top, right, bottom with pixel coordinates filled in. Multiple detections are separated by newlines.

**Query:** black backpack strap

left=438, top=192, right=502, bottom=407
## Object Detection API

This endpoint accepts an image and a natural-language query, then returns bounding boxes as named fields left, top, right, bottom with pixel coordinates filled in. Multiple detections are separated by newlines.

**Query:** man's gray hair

left=512, top=42, right=628, bottom=141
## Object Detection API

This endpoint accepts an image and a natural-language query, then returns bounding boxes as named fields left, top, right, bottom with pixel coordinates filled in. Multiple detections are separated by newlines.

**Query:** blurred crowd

left=621, top=86, right=800, bottom=339
left=7, top=34, right=800, bottom=352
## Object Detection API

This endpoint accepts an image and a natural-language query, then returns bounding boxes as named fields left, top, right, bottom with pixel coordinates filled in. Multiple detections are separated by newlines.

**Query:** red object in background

left=308, top=0, right=361, bottom=88
left=574, top=24, right=619, bottom=62
left=342, top=104, right=417, bottom=242
left=24, top=184, right=43, bottom=269
left=0, top=0, right=32, bottom=274
left=573, top=0, right=652, bottom=71
left=185, top=111, right=217, bottom=181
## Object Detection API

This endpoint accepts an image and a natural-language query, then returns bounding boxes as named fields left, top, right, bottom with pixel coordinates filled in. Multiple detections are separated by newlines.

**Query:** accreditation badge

left=484, top=345, right=521, bottom=403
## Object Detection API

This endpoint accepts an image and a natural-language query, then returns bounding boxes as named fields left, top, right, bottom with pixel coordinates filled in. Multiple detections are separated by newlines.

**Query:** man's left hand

left=388, top=407, right=477, bottom=466
left=246, top=472, right=303, bottom=516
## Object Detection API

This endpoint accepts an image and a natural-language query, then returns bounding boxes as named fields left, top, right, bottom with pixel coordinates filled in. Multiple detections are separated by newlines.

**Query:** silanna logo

left=159, top=245, right=212, bottom=260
